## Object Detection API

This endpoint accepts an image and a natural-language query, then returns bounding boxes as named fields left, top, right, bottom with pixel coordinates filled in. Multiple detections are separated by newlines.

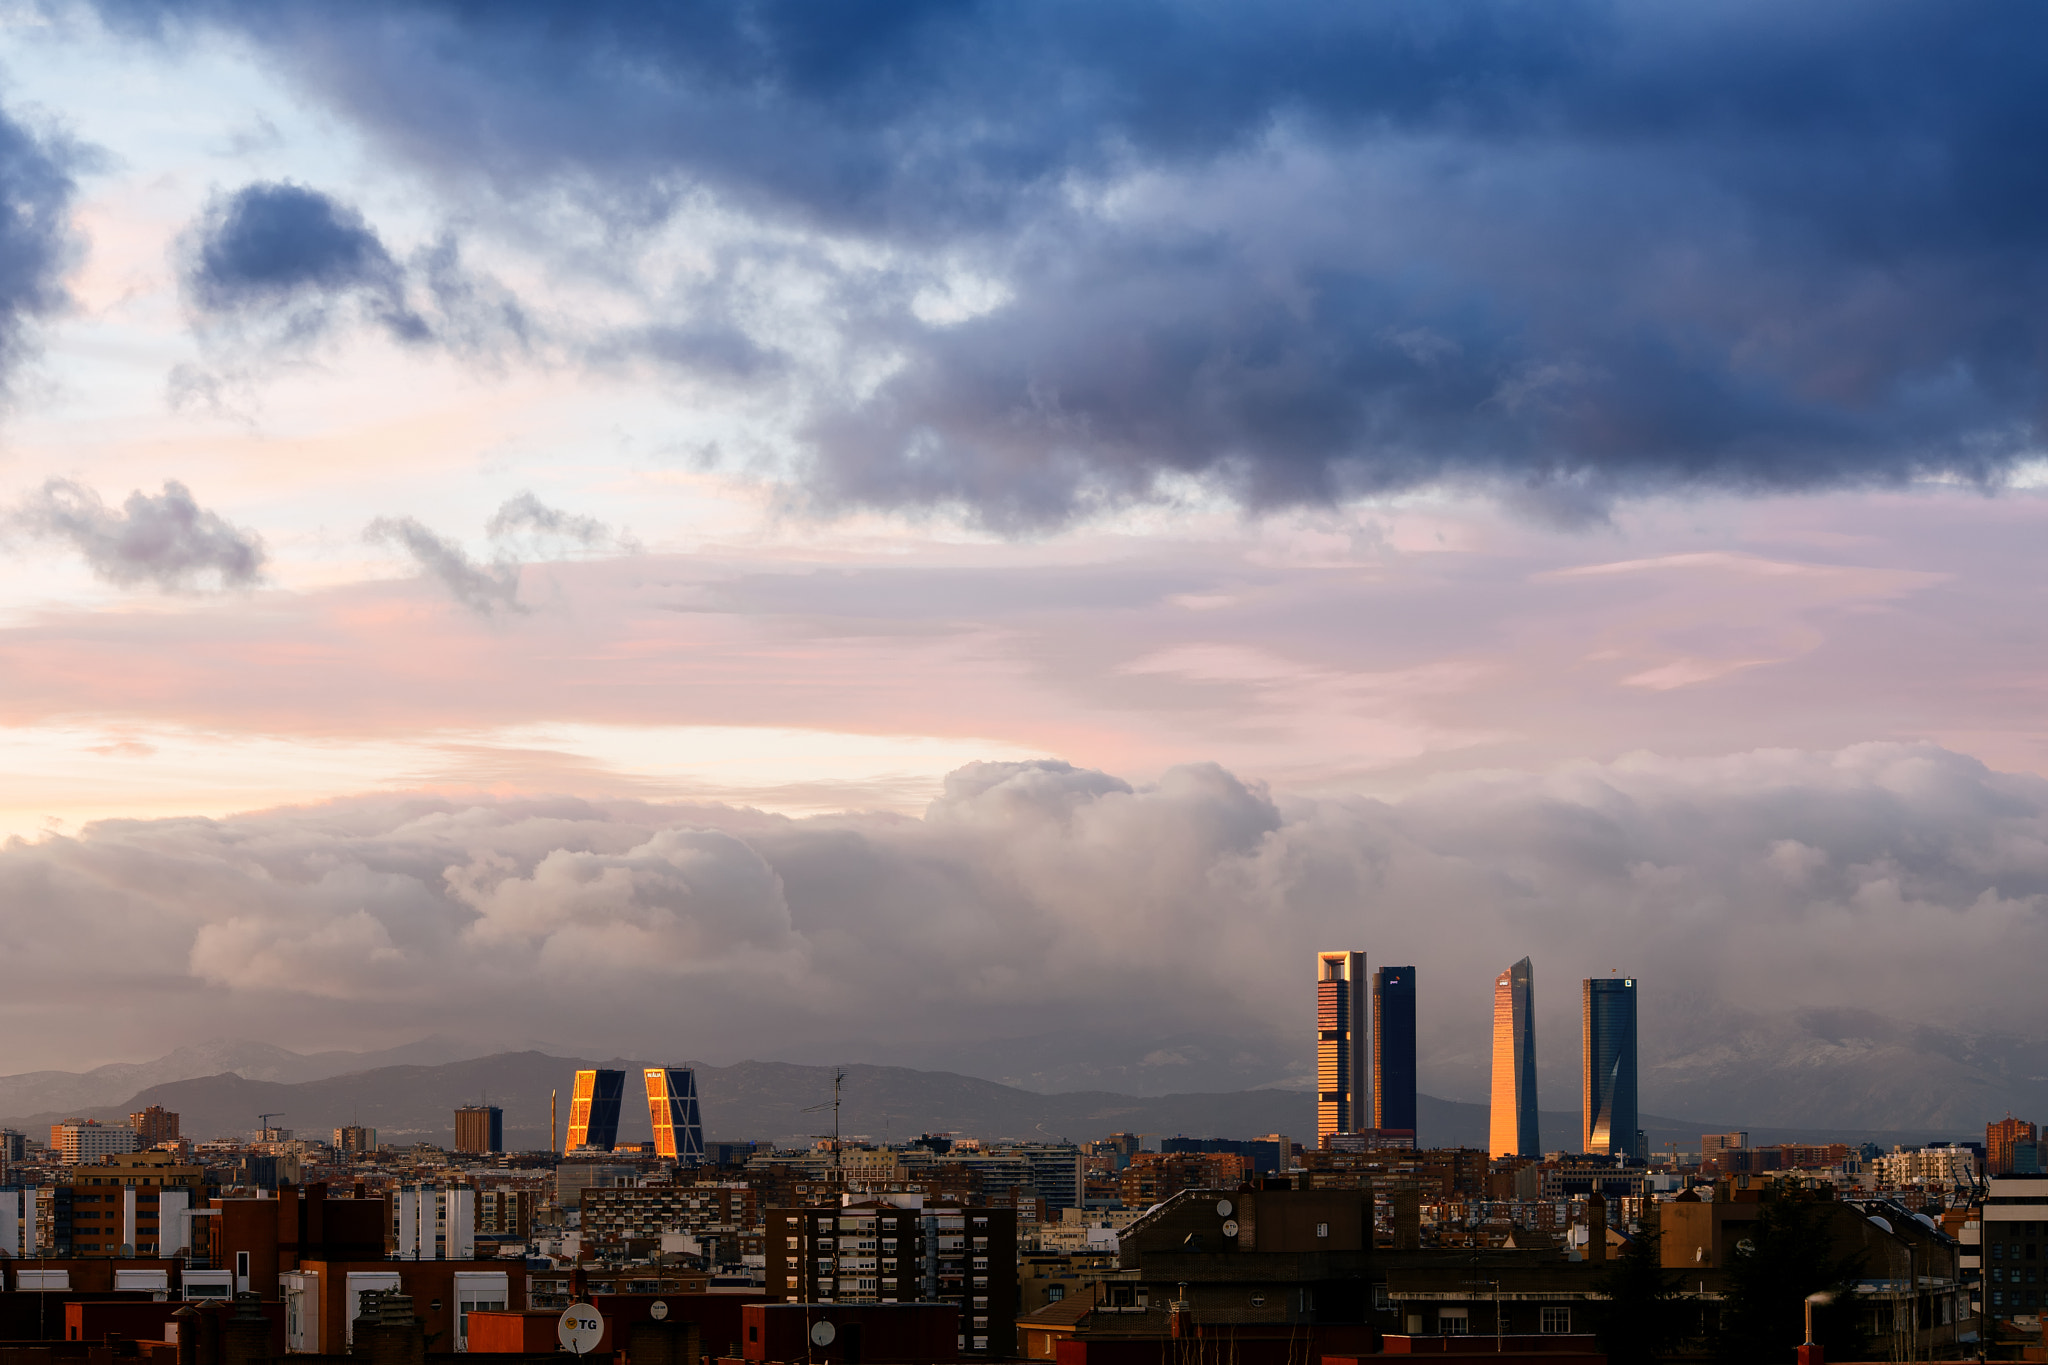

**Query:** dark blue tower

left=1581, top=976, right=1639, bottom=1158
left=1373, top=966, right=1417, bottom=1137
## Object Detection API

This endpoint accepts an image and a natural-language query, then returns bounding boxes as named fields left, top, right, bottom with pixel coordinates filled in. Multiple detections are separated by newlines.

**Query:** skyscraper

left=565, top=1069, right=626, bottom=1152
left=1372, top=965, right=1417, bottom=1137
left=1315, top=950, right=1368, bottom=1146
left=1582, top=976, right=1639, bottom=1158
left=1489, top=957, right=1539, bottom=1158
left=455, top=1104, right=503, bottom=1155
left=644, top=1067, right=705, bottom=1163
left=1990, top=1117, right=2041, bottom=1176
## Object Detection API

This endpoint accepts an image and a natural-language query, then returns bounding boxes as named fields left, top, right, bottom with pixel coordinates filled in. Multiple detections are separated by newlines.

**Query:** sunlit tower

left=1316, top=950, right=1368, bottom=1146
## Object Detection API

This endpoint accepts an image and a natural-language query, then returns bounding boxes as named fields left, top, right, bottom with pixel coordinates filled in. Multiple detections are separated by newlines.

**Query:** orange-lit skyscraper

left=644, top=1067, right=705, bottom=1163
left=1989, top=1116, right=2040, bottom=1175
left=1316, top=950, right=1368, bottom=1146
left=565, top=1068, right=625, bottom=1152
left=1489, top=957, right=1539, bottom=1158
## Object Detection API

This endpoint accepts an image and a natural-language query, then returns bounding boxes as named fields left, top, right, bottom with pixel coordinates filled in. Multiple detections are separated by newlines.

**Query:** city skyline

left=0, top=4, right=2044, bottom=1125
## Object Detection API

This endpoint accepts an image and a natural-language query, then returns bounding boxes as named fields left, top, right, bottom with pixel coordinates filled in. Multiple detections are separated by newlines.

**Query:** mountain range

left=0, top=1047, right=1969, bottom=1155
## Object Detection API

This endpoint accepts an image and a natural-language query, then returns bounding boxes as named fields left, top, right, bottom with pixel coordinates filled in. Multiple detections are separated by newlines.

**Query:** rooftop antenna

left=803, top=1069, right=849, bottom=1174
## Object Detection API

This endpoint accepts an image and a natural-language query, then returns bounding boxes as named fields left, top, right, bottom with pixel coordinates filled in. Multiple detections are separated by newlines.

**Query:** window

left=1047, top=1286, right=1065, bottom=1303
left=1440, top=1310, right=1470, bottom=1335
left=1316, top=1222, right=1329, bottom=1238
left=1372, top=1285, right=1390, bottom=1311
left=1541, top=1307, right=1571, bottom=1334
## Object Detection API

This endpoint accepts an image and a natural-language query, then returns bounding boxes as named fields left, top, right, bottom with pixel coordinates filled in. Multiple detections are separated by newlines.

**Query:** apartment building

left=767, top=1198, right=1019, bottom=1357
left=50, top=1120, right=138, bottom=1165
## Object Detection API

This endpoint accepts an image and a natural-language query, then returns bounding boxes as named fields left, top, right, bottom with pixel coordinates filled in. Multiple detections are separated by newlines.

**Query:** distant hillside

left=1, top=1050, right=1963, bottom=1154
left=3, top=1052, right=1318, bottom=1148
left=0, top=1036, right=501, bottom=1122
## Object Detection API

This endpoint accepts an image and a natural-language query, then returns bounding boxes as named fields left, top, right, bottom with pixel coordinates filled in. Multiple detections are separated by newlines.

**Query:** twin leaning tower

left=555, top=1066, right=706, bottom=1160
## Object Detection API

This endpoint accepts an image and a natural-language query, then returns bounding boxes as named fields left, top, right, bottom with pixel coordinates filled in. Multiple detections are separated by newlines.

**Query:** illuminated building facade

left=1489, top=957, right=1539, bottom=1159
left=1316, top=950, right=1368, bottom=1146
left=644, top=1067, right=705, bottom=1163
left=565, top=1069, right=625, bottom=1152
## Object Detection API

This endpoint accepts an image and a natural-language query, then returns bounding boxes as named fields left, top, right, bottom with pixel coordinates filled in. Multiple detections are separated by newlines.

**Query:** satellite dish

left=1912, top=1213, right=1938, bottom=1233
left=1867, top=1216, right=1894, bottom=1234
left=1221, top=1220, right=1240, bottom=1238
left=1215, top=1200, right=1233, bottom=1217
left=810, top=1320, right=836, bottom=1347
left=558, top=1305, right=604, bottom=1356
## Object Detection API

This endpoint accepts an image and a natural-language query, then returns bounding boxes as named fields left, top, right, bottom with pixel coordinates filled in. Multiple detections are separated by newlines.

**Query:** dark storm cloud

left=9, top=479, right=266, bottom=590
left=107, top=1, right=2048, bottom=521
left=183, top=182, right=425, bottom=341
left=0, top=98, right=79, bottom=388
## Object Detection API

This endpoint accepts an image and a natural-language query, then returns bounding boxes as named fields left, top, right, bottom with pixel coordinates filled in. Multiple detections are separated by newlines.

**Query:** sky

left=1, top=2, right=2047, bottom=1117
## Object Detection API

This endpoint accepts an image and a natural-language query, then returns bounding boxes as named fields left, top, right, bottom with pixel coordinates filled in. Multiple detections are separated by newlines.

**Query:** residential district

left=0, top=953, right=2039, bottom=1363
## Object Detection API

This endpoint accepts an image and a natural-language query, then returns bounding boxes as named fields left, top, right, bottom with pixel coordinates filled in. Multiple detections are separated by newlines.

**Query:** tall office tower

left=565, top=1069, right=626, bottom=1152
left=1989, top=1117, right=2041, bottom=1175
left=1372, top=966, right=1418, bottom=1136
left=1315, top=950, right=1369, bottom=1146
left=1488, top=957, right=1539, bottom=1158
left=333, top=1125, right=377, bottom=1156
left=1582, top=976, right=1640, bottom=1157
left=128, top=1106, right=180, bottom=1148
left=455, top=1104, right=503, bottom=1155
left=644, top=1067, right=705, bottom=1163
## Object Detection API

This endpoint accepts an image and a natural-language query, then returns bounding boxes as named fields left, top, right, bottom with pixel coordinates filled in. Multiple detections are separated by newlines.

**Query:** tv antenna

left=803, top=1070, right=848, bottom=1171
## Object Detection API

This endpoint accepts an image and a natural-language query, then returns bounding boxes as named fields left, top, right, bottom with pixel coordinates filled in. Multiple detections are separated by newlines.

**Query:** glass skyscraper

left=1316, top=950, right=1368, bottom=1146
left=565, top=1068, right=626, bottom=1151
left=645, top=1066, right=706, bottom=1163
left=1489, top=957, right=1539, bottom=1158
left=1372, top=965, right=1416, bottom=1135
left=1581, top=975, right=1639, bottom=1158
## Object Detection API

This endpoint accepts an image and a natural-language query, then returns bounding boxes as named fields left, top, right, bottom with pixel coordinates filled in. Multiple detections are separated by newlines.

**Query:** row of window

left=1990, top=1242, right=2038, bottom=1260
left=1436, top=1308, right=1571, bottom=1335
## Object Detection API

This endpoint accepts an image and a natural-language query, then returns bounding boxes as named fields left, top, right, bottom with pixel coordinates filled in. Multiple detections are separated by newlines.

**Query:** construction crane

left=256, top=1112, right=284, bottom=1140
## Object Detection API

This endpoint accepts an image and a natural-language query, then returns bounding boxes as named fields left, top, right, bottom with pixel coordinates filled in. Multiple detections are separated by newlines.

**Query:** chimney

left=221, top=1293, right=270, bottom=1365
left=1587, top=1192, right=1608, bottom=1264
left=1393, top=1188, right=1421, bottom=1251
left=172, top=1305, right=200, bottom=1365
left=350, top=1291, right=425, bottom=1365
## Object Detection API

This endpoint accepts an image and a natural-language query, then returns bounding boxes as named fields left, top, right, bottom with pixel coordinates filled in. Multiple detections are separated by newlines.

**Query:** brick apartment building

left=1989, top=1117, right=2040, bottom=1175
left=128, top=1107, right=179, bottom=1149
left=583, top=1182, right=757, bottom=1252
left=767, top=1198, right=1018, bottom=1357
left=49, top=1151, right=205, bottom=1256
left=455, top=1105, right=503, bottom=1155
